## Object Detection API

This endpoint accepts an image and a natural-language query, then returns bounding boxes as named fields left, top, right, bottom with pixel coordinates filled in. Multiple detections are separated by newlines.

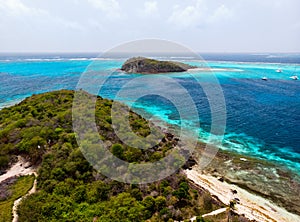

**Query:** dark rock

left=234, top=197, right=240, bottom=203
left=182, top=157, right=197, bottom=169
left=165, top=132, right=174, bottom=141
left=162, top=137, right=167, bottom=143
left=218, top=177, right=224, bottom=182
left=231, top=189, right=238, bottom=194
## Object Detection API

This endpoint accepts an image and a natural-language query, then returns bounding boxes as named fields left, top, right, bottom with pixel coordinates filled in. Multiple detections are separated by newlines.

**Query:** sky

left=0, top=0, right=299, bottom=53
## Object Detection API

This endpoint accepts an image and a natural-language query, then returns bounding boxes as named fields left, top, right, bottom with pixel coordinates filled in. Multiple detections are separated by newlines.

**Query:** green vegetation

left=121, top=57, right=195, bottom=74
left=0, top=175, right=35, bottom=222
left=0, top=90, right=224, bottom=221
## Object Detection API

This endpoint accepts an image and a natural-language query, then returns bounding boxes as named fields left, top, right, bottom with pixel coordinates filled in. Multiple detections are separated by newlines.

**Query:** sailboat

left=289, top=67, right=298, bottom=80
left=290, top=75, right=298, bottom=80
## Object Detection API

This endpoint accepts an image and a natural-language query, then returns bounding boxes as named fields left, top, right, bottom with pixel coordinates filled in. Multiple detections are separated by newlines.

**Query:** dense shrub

left=0, top=90, right=224, bottom=221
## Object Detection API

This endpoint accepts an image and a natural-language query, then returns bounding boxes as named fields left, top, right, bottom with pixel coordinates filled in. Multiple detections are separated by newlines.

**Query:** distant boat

left=290, top=75, right=298, bottom=80
left=262, top=77, right=268, bottom=81
left=276, top=69, right=282, bottom=73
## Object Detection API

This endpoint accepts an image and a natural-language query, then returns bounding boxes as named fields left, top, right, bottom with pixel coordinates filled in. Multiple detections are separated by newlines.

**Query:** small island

left=121, top=57, right=196, bottom=74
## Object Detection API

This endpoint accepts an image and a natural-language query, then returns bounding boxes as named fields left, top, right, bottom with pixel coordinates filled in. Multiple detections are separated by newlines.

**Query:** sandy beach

left=187, top=67, right=242, bottom=72
left=185, top=168, right=300, bottom=222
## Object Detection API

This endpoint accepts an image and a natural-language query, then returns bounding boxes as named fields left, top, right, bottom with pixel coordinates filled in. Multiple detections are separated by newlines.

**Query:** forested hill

left=0, top=90, right=238, bottom=221
left=121, top=57, right=195, bottom=74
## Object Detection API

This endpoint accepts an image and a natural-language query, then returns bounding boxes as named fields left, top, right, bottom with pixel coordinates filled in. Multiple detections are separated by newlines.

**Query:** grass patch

left=0, top=175, right=35, bottom=222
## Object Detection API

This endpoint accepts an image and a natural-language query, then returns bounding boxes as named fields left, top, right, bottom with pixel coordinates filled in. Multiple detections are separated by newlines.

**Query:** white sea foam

left=0, top=99, right=24, bottom=110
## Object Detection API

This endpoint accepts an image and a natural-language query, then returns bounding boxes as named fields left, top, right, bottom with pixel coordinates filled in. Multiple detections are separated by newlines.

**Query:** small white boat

left=262, top=77, right=268, bottom=81
left=290, top=75, right=298, bottom=80
left=276, top=69, right=282, bottom=73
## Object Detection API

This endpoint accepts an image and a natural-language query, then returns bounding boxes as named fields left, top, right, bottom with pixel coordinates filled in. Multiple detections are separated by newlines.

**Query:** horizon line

left=0, top=51, right=300, bottom=54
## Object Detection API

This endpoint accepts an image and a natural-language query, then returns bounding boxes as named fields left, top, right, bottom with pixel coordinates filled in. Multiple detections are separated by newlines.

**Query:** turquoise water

left=0, top=53, right=299, bottom=174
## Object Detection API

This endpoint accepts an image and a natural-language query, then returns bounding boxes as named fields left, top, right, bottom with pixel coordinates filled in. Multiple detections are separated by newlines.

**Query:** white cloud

left=87, top=0, right=122, bottom=19
left=0, top=0, right=46, bottom=16
left=167, top=0, right=232, bottom=28
left=208, top=4, right=232, bottom=23
left=0, top=0, right=299, bottom=52
left=143, top=1, right=158, bottom=15
left=167, top=0, right=207, bottom=27
left=0, top=0, right=85, bottom=31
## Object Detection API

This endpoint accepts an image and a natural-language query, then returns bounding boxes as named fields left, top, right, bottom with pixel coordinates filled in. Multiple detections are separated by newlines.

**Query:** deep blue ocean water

left=0, top=53, right=299, bottom=174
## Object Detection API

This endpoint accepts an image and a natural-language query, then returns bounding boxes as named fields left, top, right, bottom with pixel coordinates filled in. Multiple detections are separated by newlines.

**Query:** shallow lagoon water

left=0, top=53, right=299, bottom=175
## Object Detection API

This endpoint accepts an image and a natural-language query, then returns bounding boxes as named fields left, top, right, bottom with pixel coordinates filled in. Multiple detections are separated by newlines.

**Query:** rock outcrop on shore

left=121, top=57, right=195, bottom=74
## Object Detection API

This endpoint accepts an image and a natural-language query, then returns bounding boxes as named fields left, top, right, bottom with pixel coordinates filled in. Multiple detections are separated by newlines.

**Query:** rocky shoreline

left=141, top=117, right=300, bottom=219
left=188, top=142, right=300, bottom=218
left=185, top=168, right=300, bottom=222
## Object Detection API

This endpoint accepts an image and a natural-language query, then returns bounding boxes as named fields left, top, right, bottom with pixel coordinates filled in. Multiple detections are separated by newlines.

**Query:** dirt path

left=202, top=208, right=228, bottom=217
left=12, top=172, right=37, bottom=222
left=0, top=156, right=37, bottom=222
left=189, top=208, right=228, bottom=222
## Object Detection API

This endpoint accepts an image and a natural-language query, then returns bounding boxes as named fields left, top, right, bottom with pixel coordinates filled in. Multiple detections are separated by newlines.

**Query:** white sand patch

left=187, top=68, right=242, bottom=72
left=0, top=156, right=36, bottom=183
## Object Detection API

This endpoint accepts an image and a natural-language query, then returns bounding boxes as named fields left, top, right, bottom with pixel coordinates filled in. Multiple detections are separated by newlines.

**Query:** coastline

left=187, top=67, right=242, bottom=72
left=185, top=168, right=300, bottom=222
left=144, top=115, right=300, bottom=218
left=1, top=92, right=300, bottom=221
left=187, top=142, right=300, bottom=218
left=0, top=99, right=24, bottom=111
